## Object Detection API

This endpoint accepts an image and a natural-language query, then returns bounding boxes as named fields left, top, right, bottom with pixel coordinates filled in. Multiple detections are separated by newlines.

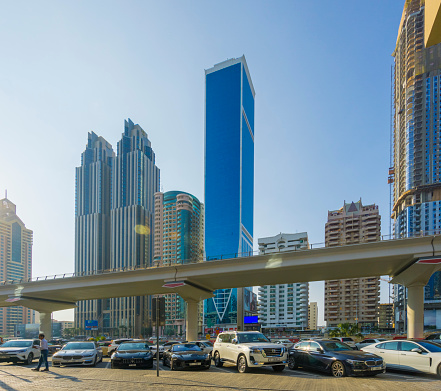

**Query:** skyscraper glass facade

left=392, top=0, right=441, bottom=330
left=74, top=132, right=114, bottom=332
left=110, top=119, right=160, bottom=336
left=74, top=119, right=159, bottom=335
left=154, top=191, right=204, bottom=334
left=204, top=56, right=255, bottom=328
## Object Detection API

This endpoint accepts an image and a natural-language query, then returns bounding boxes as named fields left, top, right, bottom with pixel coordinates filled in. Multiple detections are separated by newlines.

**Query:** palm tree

left=328, top=323, right=360, bottom=337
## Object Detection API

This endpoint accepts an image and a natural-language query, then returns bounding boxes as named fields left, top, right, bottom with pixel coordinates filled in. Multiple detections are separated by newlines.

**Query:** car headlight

left=346, top=359, right=365, bottom=368
left=83, top=353, right=95, bottom=357
left=250, top=348, right=265, bottom=356
left=17, top=349, right=28, bottom=353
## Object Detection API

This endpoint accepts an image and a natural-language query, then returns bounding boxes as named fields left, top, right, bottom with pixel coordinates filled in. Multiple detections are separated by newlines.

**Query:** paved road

left=0, top=357, right=439, bottom=391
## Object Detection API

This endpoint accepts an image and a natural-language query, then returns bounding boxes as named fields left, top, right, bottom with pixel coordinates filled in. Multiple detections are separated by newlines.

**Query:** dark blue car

left=288, top=339, right=385, bottom=377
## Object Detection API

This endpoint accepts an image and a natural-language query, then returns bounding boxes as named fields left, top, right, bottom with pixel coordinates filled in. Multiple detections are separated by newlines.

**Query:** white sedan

left=52, top=341, right=102, bottom=366
left=362, top=340, right=441, bottom=377
left=355, top=338, right=387, bottom=350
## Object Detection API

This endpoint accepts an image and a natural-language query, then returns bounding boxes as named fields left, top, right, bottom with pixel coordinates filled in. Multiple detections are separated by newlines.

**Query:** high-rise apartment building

left=378, top=303, right=394, bottom=330
left=74, top=132, right=114, bottom=332
left=258, top=233, right=309, bottom=331
left=308, top=302, right=318, bottom=330
left=153, top=191, right=204, bottom=334
left=392, top=0, right=441, bottom=331
left=0, top=196, right=34, bottom=336
left=204, top=56, right=255, bottom=329
left=324, top=200, right=381, bottom=328
left=109, top=119, right=160, bottom=336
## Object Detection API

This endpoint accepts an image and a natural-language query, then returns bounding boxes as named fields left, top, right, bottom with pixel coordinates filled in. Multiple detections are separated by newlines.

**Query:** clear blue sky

left=0, top=0, right=404, bottom=323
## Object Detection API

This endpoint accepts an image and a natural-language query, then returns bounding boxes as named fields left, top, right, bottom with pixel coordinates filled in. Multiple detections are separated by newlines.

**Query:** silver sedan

left=52, top=342, right=103, bottom=367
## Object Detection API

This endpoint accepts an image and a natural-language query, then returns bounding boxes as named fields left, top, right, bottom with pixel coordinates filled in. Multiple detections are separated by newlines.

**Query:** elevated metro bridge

left=1, top=235, right=441, bottom=341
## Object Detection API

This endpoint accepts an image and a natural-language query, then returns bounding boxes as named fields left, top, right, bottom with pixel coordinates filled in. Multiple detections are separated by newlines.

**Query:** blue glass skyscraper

left=204, top=56, right=255, bottom=328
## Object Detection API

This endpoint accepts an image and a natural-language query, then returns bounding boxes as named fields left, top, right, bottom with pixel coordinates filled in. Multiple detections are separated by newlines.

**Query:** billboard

left=85, top=320, right=98, bottom=331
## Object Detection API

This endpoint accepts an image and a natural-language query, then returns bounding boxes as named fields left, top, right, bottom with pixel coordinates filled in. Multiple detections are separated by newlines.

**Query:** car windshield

left=1, top=341, right=32, bottom=348
left=416, top=341, right=441, bottom=352
left=322, top=341, right=352, bottom=351
left=172, top=344, right=201, bottom=352
left=118, top=343, right=150, bottom=351
left=63, top=343, right=95, bottom=350
left=237, top=333, right=270, bottom=343
left=341, top=338, right=354, bottom=342
left=204, top=341, right=213, bottom=347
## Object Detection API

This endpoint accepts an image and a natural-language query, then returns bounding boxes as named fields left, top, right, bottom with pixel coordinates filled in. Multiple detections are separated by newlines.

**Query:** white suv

left=213, top=331, right=287, bottom=373
left=0, top=339, right=41, bottom=365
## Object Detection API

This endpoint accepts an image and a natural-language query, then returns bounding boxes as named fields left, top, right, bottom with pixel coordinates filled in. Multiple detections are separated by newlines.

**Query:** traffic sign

left=206, top=334, right=211, bottom=340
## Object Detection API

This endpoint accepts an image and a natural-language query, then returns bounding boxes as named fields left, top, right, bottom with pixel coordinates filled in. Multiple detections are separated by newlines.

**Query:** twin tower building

left=74, top=56, right=255, bottom=335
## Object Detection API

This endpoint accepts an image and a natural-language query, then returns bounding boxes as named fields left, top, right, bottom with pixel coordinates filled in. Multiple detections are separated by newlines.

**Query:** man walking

left=32, top=333, right=49, bottom=372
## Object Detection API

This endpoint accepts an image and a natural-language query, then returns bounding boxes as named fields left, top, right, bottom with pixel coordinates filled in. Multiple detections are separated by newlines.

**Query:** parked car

left=98, top=341, right=112, bottom=356
left=162, top=343, right=211, bottom=370
left=111, top=341, right=153, bottom=369
left=355, top=338, right=387, bottom=350
left=425, top=333, right=441, bottom=343
left=213, top=331, right=288, bottom=373
left=0, top=339, right=41, bottom=365
left=151, top=341, right=180, bottom=358
left=107, top=338, right=132, bottom=357
left=188, top=341, right=213, bottom=357
left=288, top=339, right=385, bottom=377
left=362, top=339, right=441, bottom=377
left=47, top=343, right=62, bottom=356
left=52, top=341, right=103, bottom=367
left=274, top=339, right=295, bottom=349
left=330, top=337, right=357, bottom=349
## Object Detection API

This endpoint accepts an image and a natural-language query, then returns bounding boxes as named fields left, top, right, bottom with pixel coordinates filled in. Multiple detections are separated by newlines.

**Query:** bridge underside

left=1, top=236, right=441, bottom=340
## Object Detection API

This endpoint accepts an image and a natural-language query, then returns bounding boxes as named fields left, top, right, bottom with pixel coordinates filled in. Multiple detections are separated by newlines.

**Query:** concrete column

left=186, top=301, right=199, bottom=342
left=39, top=312, right=52, bottom=341
left=407, top=284, right=425, bottom=339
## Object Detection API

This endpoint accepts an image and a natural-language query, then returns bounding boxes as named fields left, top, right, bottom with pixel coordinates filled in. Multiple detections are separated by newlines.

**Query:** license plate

left=189, top=362, right=201, bottom=366
left=371, top=366, right=382, bottom=370
left=268, top=357, right=279, bottom=362
left=129, top=364, right=137, bottom=367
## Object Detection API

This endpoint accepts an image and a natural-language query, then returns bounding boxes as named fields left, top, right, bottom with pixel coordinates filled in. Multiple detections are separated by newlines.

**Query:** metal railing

left=1, top=231, right=440, bottom=287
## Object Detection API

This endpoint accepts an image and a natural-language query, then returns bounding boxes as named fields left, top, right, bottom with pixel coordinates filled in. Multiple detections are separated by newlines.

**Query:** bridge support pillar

left=186, top=301, right=199, bottom=342
left=39, top=312, right=52, bottom=341
left=407, top=284, right=425, bottom=339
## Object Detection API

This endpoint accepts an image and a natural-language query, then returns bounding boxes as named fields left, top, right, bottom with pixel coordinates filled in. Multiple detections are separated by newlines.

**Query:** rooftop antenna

left=5, top=189, right=7, bottom=199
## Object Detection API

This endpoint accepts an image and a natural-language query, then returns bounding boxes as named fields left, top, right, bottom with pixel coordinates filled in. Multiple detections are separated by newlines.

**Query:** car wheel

left=91, top=356, right=97, bottom=367
left=203, top=364, right=211, bottom=370
left=25, top=353, right=33, bottom=365
left=170, top=360, right=176, bottom=371
left=331, top=361, right=346, bottom=377
left=437, top=363, right=441, bottom=378
left=52, top=363, right=60, bottom=367
left=111, top=361, right=116, bottom=369
left=273, top=365, right=285, bottom=372
left=288, top=355, right=298, bottom=370
left=237, top=355, right=249, bottom=373
left=214, top=352, right=223, bottom=367
left=162, top=358, right=167, bottom=367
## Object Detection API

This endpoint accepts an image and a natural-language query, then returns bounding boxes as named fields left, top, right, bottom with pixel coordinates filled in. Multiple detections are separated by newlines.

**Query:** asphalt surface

left=0, top=357, right=439, bottom=390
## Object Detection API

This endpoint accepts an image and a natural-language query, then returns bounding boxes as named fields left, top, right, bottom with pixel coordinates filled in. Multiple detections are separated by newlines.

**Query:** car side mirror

left=316, top=348, right=324, bottom=353
left=411, top=348, right=423, bottom=354
left=231, top=338, right=238, bottom=345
